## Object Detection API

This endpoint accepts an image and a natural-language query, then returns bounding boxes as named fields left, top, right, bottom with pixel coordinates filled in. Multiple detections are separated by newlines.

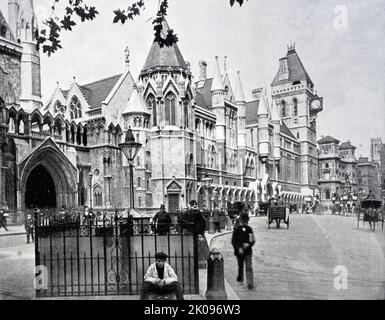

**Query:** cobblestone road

left=211, top=214, right=385, bottom=300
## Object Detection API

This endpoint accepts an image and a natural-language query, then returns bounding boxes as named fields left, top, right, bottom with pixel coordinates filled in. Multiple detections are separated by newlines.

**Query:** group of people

left=142, top=200, right=257, bottom=300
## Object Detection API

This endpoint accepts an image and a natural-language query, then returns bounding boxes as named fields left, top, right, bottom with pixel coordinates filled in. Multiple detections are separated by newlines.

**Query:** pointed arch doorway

left=25, top=165, right=57, bottom=209
left=19, top=138, right=78, bottom=211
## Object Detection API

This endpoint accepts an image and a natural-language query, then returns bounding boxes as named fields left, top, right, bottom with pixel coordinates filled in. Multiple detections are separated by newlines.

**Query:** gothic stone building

left=317, top=136, right=358, bottom=208
left=0, top=1, right=324, bottom=216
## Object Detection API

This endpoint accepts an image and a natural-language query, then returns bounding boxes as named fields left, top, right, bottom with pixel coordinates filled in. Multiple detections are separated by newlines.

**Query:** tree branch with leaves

left=35, top=0, right=247, bottom=56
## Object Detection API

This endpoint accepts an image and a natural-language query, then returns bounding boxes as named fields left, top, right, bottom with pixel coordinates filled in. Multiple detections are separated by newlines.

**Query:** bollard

left=205, top=248, right=227, bottom=300
left=208, top=216, right=215, bottom=234
left=198, top=235, right=210, bottom=269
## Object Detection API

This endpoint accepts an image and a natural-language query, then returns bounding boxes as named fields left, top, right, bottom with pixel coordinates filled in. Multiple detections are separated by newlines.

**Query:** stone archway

left=25, top=165, right=56, bottom=209
left=19, top=138, right=78, bottom=210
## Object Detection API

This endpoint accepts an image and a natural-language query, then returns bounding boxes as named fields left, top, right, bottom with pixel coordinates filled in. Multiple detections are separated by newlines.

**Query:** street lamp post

left=89, top=172, right=93, bottom=211
left=201, top=168, right=213, bottom=209
left=119, top=128, right=142, bottom=210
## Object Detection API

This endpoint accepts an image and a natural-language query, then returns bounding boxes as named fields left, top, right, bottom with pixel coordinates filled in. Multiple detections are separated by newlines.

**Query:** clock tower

left=271, top=43, right=323, bottom=195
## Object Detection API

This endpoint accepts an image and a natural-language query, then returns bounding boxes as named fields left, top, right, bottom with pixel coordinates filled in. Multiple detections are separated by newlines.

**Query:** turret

left=8, top=0, right=19, bottom=39
left=211, top=56, right=225, bottom=143
left=235, top=71, right=246, bottom=150
left=18, top=0, right=42, bottom=111
left=271, top=102, right=281, bottom=161
left=257, top=89, right=270, bottom=162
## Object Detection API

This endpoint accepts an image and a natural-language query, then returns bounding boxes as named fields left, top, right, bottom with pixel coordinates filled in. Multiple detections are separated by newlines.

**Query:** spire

left=223, top=56, right=228, bottom=77
left=122, top=85, right=150, bottom=115
left=257, top=89, right=269, bottom=116
left=141, top=18, right=188, bottom=73
left=234, top=71, right=245, bottom=103
left=211, top=56, right=224, bottom=91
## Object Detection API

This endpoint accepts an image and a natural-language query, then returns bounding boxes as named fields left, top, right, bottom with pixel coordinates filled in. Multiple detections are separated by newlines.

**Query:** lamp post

left=202, top=169, right=213, bottom=209
left=119, top=128, right=142, bottom=210
left=88, top=172, right=93, bottom=212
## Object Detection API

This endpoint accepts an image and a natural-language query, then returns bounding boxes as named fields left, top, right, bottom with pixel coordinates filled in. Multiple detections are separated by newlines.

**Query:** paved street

left=1, top=215, right=384, bottom=300
left=211, top=214, right=385, bottom=300
left=0, top=234, right=35, bottom=300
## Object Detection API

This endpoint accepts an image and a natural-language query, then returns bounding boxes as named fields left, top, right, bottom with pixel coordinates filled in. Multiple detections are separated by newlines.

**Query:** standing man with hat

left=231, top=214, right=255, bottom=289
left=0, top=210, right=9, bottom=232
left=140, top=252, right=184, bottom=300
left=24, top=213, right=35, bottom=244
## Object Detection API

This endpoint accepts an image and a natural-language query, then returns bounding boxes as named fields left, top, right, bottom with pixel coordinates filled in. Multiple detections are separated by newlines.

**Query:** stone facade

left=0, top=1, right=325, bottom=215
left=318, top=136, right=358, bottom=209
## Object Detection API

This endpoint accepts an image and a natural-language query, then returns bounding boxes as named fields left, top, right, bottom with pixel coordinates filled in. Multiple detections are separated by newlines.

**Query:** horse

left=364, top=208, right=379, bottom=231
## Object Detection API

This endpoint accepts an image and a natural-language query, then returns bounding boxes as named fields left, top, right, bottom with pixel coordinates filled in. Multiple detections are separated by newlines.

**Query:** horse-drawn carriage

left=268, top=205, right=290, bottom=229
left=357, top=199, right=384, bottom=231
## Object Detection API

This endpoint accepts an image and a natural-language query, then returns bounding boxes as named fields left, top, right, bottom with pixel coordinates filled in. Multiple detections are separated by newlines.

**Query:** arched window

left=19, top=119, right=25, bottom=134
left=281, top=101, right=286, bottom=118
left=8, top=117, right=15, bottom=133
left=138, top=197, right=142, bottom=208
left=137, top=156, right=141, bottom=167
left=165, top=93, right=176, bottom=126
left=147, top=180, right=150, bottom=191
left=93, top=186, right=103, bottom=207
left=184, top=98, right=190, bottom=128
left=70, top=96, right=82, bottom=120
left=293, top=98, right=298, bottom=116
left=146, top=95, right=156, bottom=127
left=0, top=24, right=7, bottom=37
left=137, top=177, right=142, bottom=188
left=325, top=190, right=331, bottom=200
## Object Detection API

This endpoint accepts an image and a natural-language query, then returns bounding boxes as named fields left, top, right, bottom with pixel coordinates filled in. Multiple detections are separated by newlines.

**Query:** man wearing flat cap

left=140, top=252, right=184, bottom=300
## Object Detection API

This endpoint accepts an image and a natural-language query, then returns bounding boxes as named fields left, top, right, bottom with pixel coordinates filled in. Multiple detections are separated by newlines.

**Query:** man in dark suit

left=231, top=214, right=255, bottom=290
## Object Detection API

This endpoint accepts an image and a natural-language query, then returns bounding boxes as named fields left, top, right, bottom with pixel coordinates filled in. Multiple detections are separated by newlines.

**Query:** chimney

left=252, top=88, right=263, bottom=100
left=199, top=60, right=207, bottom=81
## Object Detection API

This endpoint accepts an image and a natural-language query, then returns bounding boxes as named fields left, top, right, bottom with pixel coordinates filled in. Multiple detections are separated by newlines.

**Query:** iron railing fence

left=35, top=212, right=199, bottom=298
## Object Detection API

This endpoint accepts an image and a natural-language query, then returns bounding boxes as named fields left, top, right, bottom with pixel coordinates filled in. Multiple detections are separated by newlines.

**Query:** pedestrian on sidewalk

left=231, top=214, right=255, bottom=290
left=24, top=213, right=35, bottom=244
left=0, top=210, right=9, bottom=231
left=212, top=204, right=221, bottom=233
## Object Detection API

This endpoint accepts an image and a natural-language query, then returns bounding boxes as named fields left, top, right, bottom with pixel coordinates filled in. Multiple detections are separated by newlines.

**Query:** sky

left=1, top=0, right=384, bottom=157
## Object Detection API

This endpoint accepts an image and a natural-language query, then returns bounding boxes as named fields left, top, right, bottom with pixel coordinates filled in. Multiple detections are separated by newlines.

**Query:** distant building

left=357, top=157, right=380, bottom=198
left=317, top=136, right=358, bottom=209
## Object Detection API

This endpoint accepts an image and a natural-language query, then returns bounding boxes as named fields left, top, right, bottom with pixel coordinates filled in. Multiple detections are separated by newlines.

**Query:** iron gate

left=34, top=209, right=199, bottom=297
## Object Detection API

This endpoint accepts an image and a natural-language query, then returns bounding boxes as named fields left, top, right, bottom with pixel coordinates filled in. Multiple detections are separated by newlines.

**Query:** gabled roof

left=318, top=135, right=340, bottom=144
left=63, top=75, right=122, bottom=109
left=280, top=122, right=296, bottom=139
left=272, top=48, right=314, bottom=87
left=245, top=100, right=259, bottom=125
left=141, top=20, right=188, bottom=72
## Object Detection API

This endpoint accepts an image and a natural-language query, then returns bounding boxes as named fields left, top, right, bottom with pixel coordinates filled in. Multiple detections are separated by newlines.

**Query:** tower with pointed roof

left=271, top=43, right=322, bottom=196
left=7, top=0, right=42, bottom=111
left=139, top=19, right=196, bottom=211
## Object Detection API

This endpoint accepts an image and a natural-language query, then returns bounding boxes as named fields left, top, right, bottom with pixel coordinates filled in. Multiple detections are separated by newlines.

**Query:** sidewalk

left=0, top=225, right=25, bottom=237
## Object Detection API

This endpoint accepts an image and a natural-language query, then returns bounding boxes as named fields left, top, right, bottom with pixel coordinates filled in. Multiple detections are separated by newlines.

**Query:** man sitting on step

left=140, top=252, right=184, bottom=300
